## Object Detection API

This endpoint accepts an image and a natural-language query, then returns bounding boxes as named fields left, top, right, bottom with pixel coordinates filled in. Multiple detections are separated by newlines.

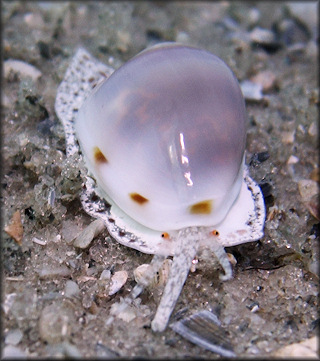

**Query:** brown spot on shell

left=210, top=229, right=219, bottom=236
left=93, top=146, right=108, bottom=163
left=130, top=193, right=149, bottom=205
left=189, top=200, right=212, bottom=215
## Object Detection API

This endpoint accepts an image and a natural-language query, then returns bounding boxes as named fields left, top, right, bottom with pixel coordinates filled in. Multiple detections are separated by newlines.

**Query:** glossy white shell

left=75, top=43, right=247, bottom=231
left=55, top=46, right=265, bottom=255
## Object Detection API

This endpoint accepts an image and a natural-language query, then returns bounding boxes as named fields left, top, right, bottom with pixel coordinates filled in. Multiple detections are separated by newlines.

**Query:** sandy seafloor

left=2, top=1, right=319, bottom=358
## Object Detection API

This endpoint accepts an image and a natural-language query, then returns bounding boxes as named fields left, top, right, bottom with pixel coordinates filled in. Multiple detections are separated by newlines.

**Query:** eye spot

left=210, top=229, right=219, bottom=236
left=130, top=193, right=149, bottom=205
left=93, top=146, right=108, bottom=163
left=189, top=200, right=212, bottom=215
left=161, top=232, right=170, bottom=239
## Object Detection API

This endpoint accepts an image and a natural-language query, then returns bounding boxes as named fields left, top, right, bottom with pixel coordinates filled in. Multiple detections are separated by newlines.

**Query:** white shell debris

left=108, top=270, right=128, bottom=296
left=4, top=59, right=42, bottom=81
left=249, top=27, right=275, bottom=44
left=48, top=188, right=56, bottom=207
left=133, top=264, right=151, bottom=286
left=73, top=219, right=105, bottom=249
left=32, top=237, right=47, bottom=246
left=240, top=80, right=264, bottom=101
left=105, top=255, right=167, bottom=325
left=134, top=259, right=172, bottom=288
left=171, top=310, right=236, bottom=358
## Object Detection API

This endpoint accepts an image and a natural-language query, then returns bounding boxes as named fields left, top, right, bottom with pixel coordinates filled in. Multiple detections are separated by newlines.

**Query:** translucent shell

left=75, top=43, right=247, bottom=231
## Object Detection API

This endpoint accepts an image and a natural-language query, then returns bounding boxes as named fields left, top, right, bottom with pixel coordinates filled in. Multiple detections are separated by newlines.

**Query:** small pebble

left=226, top=253, right=237, bottom=266
left=4, top=60, right=42, bottom=81
left=250, top=70, right=277, bottom=92
left=281, top=130, right=295, bottom=144
left=61, top=220, right=82, bottom=245
left=308, top=256, right=319, bottom=277
left=38, top=265, right=71, bottom=278
left=48, top=188, right=56, bottom=207
left=249, top=151, right=270, bottom=166
left=286, top=3, right=318, bottom=38
left=134, top=264, right=152, bottom=287
left=287, top=155, right=299, bottom=165
left=3, top=94, right=12, bottom=108
left=305, top=41, right=318, bottom=58
left=108, top=270, right=128, bottom=296
left=273, top=336, right=318, bottom=358
left=39, top=303, right=74, bottom=343
left=2, top=345, right=27, bottom=359
left=298, top=179, right=319, bottom=220
left=96, top=342, right=120, bottom=358
left=99, top=269, right=111, bottom=280
left=276, top=18, right=310, bottom=47
left=60, top=342, right=83, bottom=358
left=117, top=306, right=137, bottom=322
left=134, top=259, right=172, bottom=288
left=23, top=12, right=45, bottom=29
left=298, top=180, right=318, bottom=203
left=46, top=342, right=83, bottom=358
left=175, top=31, right=190, bottom=44
left=73, top=219, right=105, bottom=249
left=297, top=124, right=306, bottom=134
left=309, top=168, right=319, bottom=182
left=116, top=30, right=131, bottom=53
left=240, top=80, right=264, bottom=101
left=4, top=210, right=23, bottom=246
left=247, top=8, right=260, bottom=26
left=287, top=43, right=306, bottom=61
left=5, top=329, right=23, bottom=346
left=64, top=280, right=80, bottom=298
left=3, top=293, right=17, bottom=314
left=308, top=122, right=317, bottom=137
left=32, top=237, right=47, bottom=246
left=250, top=27, right=275, bottom=44
left=109, top=300, right=137, bottom=323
